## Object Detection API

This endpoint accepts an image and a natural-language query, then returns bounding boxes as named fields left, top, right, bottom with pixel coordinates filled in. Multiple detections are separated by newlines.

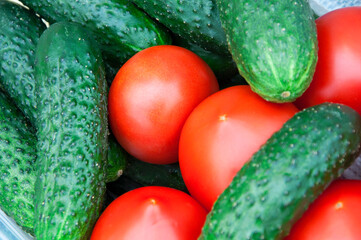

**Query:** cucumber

left=106, top=133, right=127, bottom=183
left=20, top=0, right=172, bottom=78
left=131, top=0, right=229, bottom=56
left=33, top=22, right=108, bottom=239
left=0, top=0, right=46, bottom=123
left=0, top=90, right=37, bottom=235
left=200, top=103, right=361, bottom=240
left=216, top=0, right=318, bottom=102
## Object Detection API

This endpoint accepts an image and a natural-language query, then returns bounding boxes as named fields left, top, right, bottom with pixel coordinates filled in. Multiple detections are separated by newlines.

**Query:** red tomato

left=286, top=179, right=361, bottom=240
left=178, top=85, right=298, bottom=210
left=295, top=7, right=361, bottom=115
left=90, top=186, right=207, bottom=240
left=108, top=45, right=219, bottom=164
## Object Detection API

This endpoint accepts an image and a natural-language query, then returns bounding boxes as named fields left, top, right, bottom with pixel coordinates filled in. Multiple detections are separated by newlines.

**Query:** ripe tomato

left=178, top=85, right=298, bottom=210
left=90, top=186, right=207, bottom=240
left=286, top=179, right=361, bottom=240
left=108, top=45, right=219, bottom=164
left=295, top=7, right=361, bottom=115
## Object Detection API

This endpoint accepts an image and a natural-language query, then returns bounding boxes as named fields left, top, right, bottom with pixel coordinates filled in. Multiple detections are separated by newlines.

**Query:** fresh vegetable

left=91, top=186, right=207, bottom=240
left=108, top=45, right=219, bottom=164
left=131, top=0, right=229, bottom=56
left=105, top=133, right=127, bottom=183
left=295, top=6, right=361, bottom=116
left=179, top=85, right=298, bottom=210
left=216, top=0, right=318, bottom=102
left=33, top=22, right=108, bottom=239
left=20, top=0, right=172, bottom=81
left=0, top=90, right=37, bottom=235
left=0, top=0, right=46, bottom=123
left=286, top=179, right=361, bottom=240
left=199, top=103, right=361, bottom=240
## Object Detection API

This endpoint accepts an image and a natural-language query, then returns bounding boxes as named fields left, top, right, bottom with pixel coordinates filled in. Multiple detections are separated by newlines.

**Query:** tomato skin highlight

left=179, top=85, right=299, bottom=210
left=286, top=179, right=361, bottom=240
left=108, top=45, right=219, bottom=164
left=295, top=7, right=361, bottom=115
left=90, top=186, right=207, bottom=240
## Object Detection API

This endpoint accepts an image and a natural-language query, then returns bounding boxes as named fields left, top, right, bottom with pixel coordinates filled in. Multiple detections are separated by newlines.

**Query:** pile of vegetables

left=1, top=0, right=361, bottom=239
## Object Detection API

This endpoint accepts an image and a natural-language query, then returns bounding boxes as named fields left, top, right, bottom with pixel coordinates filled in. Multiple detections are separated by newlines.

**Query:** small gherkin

left=200, top=103, right=361, bottom=240
left=216, top=0, right=318, bottom=102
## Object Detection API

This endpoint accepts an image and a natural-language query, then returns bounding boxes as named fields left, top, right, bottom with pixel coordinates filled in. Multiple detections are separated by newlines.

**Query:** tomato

left=178, top=85, right=298, bottom=210
left=286, top=179, right=361, bottom=240
left=108, top=45, right=219, bottom=164
left=295, top=7, right=361, bottom=116
left=90, top=186, right=207, bottom=240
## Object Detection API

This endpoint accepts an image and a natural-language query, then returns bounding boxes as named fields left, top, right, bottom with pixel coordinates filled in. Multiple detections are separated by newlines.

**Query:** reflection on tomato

left=295, top=7, right=361, bottom=115
left=108, top=45, right=219, bottom=164
left=91, top=186, right=207, bottom=240
left=178, top=85, right=298, bottom=210
left=286, top=179, right=361, bottom=240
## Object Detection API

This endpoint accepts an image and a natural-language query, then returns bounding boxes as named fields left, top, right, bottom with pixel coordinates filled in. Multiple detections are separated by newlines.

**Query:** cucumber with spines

left=200, top=103, right=361, bottom=240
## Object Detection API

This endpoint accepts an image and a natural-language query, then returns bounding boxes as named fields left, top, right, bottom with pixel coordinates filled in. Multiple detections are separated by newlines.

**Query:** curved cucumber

left=33, top=22, right=108, bottom=239
left=0, top=90, right=37, bottom=235
left=21, top=0, right=172, bottom=76
left=200, top=103, right=361, bottom=240
left=0, top=1, right=46, bottom=123
left=216, top=0, right=318, bottom=102
left=106, top=134, right=127, bottom=183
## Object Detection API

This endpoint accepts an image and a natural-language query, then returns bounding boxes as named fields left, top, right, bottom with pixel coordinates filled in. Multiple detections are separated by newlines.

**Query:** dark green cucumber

left=21, top=0, right=172, bottom=79
left=0, top=0, right=46, bottom=123
left=131, top=0, right=229, bottom=56
left=0, top=90, right=37, bottom=235
left=34, top=22, right=108, bottom=239
left=106, top=133, right=127, bottom=183
left=216, top=0, right=318, bottom=102
left=200, top=103, right=361, bottom=240
left=172, top=34, right=238, bottom=83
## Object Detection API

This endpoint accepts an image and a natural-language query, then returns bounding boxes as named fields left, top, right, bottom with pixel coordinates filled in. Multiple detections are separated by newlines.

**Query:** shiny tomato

left=108, top=45, right=219, bottom=164
left=286, top=179, right=361, bottom=240
left=178, top=85, right=298, bottom=210
left=90, top=186, right=207, bottom=240
left=295, top=7, right=361, bottom=115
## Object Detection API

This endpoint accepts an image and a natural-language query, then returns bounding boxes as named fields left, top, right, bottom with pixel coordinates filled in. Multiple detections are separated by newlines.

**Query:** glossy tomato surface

left=295, top=7, right=361, bottom=115
left=91, top=186, right=207, bottom=240
left=286, top=179, right=361, bottom=240
left=108, top=45, right=219, bottom=164
left=178, top=85, right=299, bottom=210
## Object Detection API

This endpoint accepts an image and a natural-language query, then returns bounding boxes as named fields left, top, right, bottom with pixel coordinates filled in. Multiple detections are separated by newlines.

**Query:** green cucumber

left=106, top=133, right=127, bottom=183
left=200, top=103, right=361, bottom=240
left=21, top=0, right=172, bottom=79
left=33, top=22, right=108, bottom=239
left=216, top=0, right=318, bottom=102
left=0, top=90, right=37, bottom=235
left=0, top=0, right=46, bottom=123
left=131, top=0, right=229, bottom=56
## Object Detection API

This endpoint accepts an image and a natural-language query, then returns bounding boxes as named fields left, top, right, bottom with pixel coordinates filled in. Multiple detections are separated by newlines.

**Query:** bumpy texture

left=0, top=90, right=37, bottom=235
left=131, top=0, right=229, bottom=56
left=20, top=0, right=172, bottom=74
left=0, top=1, right=46, bottom=123
left=200, top=103, right=361, bottom=240
left=34, top=22, right=108, bottom=239
left=216, top=0, right=318, bottom=102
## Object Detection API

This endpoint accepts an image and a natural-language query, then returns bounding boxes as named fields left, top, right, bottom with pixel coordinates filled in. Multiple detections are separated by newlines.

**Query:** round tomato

left=90, top=186, right=207, bottom=240
left=286, top=179, right=361, bottom=240
left=178, top=85, right=299, bottom=210
left=108, top=45, right=219, bottom=164
left=295, top=7, right=361, bottom=115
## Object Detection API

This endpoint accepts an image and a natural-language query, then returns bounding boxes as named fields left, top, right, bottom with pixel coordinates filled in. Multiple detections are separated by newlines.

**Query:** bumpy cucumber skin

left=131, top=0, right=229, bottom=56
left=199, top=103, right=361, bottom=240
left=34, top=22, right=108, bottom=240
left=21, top=0, right=172, bottom=73
left=0, top=1, right=46, bottom=123
left=216, top=0, right=318, bottom=102
left=0, top=90, right=37, bottom=235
